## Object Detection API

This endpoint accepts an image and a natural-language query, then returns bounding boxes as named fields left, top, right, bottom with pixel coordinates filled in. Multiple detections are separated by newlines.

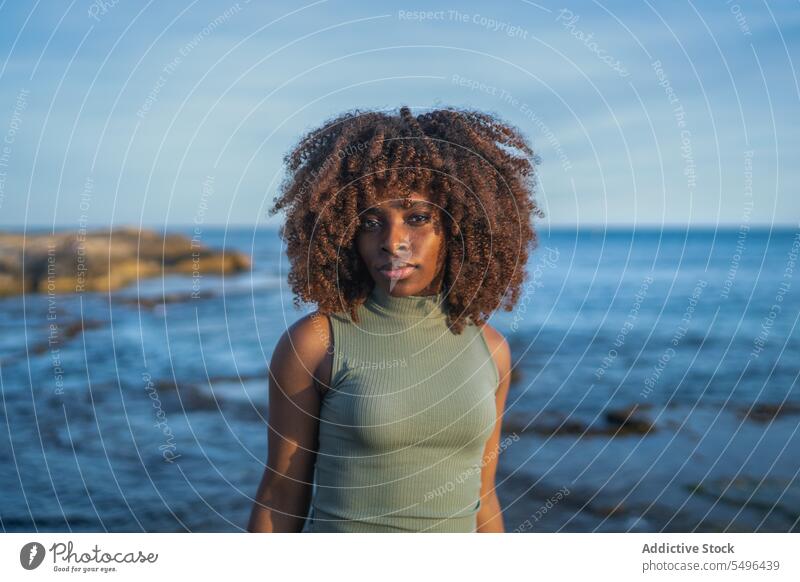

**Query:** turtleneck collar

left=366, top=284, right=447, bottom=319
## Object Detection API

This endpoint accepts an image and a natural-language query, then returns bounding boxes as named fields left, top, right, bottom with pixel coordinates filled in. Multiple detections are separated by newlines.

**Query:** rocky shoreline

left=0, top=227, right=251, bottom=297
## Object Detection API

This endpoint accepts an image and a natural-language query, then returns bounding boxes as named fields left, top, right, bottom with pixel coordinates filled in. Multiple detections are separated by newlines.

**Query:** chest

left=320, top=327, right=498, bottom=452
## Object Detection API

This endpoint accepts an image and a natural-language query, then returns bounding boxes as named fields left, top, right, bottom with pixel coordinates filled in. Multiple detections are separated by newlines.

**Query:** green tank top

left=304, top=284, right=500, bottom=532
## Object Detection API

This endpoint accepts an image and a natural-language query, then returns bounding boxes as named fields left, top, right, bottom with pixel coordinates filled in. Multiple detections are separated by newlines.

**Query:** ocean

left=1, top=226, right=798, bottom=532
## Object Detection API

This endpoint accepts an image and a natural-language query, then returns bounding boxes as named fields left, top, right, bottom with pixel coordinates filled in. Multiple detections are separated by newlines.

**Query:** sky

left=0, top=0, right=797, bottom=229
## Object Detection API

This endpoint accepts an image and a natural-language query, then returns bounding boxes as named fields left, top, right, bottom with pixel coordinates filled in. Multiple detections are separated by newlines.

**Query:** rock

left=534, top=417, right=591, bottom=436
left=503, top=410, right=597, bottom=437
left=587, top=501, right=628, bottom=518
left=739, top=402, right=800, bottom=423
left=0, top=228, right=251, bottom=297
left=116, top=290, right=218, bottom=308
left=503, top=404, right=656, bottom=438
left=604, top=404, right=656, bottom=435
left=687, top=475, right=800, bottom=524
left=29, top=319, right=105, bottom=355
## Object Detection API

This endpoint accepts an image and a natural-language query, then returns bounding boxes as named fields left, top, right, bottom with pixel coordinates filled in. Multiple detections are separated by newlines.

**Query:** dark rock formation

left=0, top=227, right=251, bottom=296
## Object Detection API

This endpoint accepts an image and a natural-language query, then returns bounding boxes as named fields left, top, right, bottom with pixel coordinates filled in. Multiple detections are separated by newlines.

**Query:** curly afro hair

left=268, top=105, right=544, bottom=334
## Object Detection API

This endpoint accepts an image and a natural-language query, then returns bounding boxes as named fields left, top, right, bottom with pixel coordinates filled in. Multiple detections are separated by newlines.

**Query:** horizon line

left=2, top=222, right=798, bottom=231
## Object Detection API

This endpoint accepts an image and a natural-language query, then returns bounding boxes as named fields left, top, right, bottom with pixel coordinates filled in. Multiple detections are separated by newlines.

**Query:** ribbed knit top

left=303, top=284, right=500, bottom=533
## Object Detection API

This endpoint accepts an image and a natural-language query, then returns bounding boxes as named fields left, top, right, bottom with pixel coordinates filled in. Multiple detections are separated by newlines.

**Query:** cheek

left=417, top=231, right=444, bottom=265
left=355, top=233, right=372, bottom=260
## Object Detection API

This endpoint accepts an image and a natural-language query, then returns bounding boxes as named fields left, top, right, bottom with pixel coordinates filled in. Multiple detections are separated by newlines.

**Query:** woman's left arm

left=476, top=324, right=512, bottom=533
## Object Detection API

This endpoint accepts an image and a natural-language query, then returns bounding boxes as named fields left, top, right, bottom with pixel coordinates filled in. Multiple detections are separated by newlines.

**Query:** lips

left=378, top=261, right=416, bottom=271
left=377, top=262, right=417, bottom=280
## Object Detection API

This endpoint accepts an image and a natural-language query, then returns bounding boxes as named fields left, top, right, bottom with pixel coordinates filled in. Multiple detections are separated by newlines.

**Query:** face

left=356, top=192, right=446, bottom=297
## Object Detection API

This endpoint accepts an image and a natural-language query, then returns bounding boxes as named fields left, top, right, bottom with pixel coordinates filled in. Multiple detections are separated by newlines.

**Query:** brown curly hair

left=268, top=105, right=544, bottom=334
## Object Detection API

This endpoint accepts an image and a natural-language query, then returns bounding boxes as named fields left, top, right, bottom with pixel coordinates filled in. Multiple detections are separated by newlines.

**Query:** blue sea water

left=0, top=226, right=798, bottom=532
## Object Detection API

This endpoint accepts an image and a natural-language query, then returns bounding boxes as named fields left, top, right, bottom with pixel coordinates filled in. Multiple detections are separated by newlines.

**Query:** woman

left=248, top=106, right=542, bottom=532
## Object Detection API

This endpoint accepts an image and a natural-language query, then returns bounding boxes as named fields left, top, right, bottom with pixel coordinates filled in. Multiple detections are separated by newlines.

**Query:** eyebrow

left=366, top=201, right=432, bottom=213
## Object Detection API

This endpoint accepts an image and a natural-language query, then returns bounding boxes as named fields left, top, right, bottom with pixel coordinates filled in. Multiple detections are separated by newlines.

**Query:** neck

left=367, top=284, right=447, bottom=319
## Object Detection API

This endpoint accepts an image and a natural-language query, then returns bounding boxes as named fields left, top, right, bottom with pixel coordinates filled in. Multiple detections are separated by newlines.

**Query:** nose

left=380, top=219, right=411, bottom=257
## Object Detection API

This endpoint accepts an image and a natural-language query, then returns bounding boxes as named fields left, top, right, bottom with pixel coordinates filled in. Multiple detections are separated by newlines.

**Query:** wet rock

left=503, top=404, right=656, bottom=437
left=535, top=417, right=591, bottom=436
left=587, top=500, right=628, bottom=518
left=603, top=404, right=656, bottom=435
left=738, top=402, right=800, bottom=423
left=116, top=290, right=217, bottom=308
left=29, top=319, right=105, bottom=355
left=176, top=383, right=220, bottom=412
left=0, top=227, right=251, bottom=297
left=687, top=475, right=800, bottom=525
left=0, top=318, right=105, bottom=365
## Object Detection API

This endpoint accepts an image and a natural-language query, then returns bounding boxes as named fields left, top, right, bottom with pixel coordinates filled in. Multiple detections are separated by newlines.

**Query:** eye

left=408, top=213, right=431, bottom=225
left=360, top=217, right=381, bottom=230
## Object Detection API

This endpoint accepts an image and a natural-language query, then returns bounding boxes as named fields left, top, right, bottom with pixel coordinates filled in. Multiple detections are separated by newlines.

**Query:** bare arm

left=476, top=324, right=512, bottom=533
left=247, top=312, right=331, bottom=532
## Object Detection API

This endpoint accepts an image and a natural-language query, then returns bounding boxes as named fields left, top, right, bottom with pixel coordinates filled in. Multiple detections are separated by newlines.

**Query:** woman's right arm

left=247, top=312, right=331, bottom=532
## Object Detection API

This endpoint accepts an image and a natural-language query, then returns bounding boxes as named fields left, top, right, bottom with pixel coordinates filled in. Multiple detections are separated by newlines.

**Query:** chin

left=377, top=278, right=416, bottom=293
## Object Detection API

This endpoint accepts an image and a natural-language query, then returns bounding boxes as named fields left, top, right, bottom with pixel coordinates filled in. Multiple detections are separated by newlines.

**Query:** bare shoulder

left=272, top=310, right=333, bottom=397
left=285, top=310, right=332, bottom=351
left=479, top=322, right=511, bottom=380
left=480, top=323, right=510, bottom=362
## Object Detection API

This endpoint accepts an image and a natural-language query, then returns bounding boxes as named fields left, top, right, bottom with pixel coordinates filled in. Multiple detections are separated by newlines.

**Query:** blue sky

left=0, top=0, right=797, bottom=228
